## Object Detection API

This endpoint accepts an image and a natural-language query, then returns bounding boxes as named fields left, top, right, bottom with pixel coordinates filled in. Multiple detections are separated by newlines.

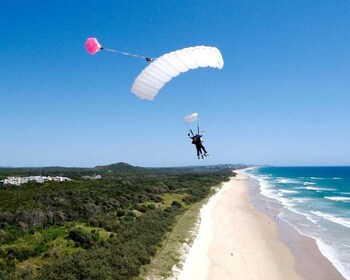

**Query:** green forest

left=0, top=163, right=234, bottom=279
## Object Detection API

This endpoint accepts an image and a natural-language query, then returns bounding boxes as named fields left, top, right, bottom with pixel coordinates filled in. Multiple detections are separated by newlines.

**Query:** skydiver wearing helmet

left=188, top=131, right=209, bottom=159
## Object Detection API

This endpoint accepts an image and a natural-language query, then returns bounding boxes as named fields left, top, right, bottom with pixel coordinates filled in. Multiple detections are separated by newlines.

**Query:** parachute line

left=104, top=48, right=155, bottom=62
left=85, top=37, right=154, bottom=61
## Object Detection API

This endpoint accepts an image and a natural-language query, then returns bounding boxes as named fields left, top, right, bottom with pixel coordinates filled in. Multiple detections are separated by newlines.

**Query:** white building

left=3, top=176, right=72, bottom=186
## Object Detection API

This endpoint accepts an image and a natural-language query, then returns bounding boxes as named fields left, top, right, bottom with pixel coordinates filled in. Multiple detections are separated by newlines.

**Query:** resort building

left=3, top=176, right=72, bottom=186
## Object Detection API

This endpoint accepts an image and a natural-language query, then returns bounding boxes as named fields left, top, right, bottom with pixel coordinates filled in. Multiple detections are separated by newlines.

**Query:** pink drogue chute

left=85, top=38, right=102, bottom=55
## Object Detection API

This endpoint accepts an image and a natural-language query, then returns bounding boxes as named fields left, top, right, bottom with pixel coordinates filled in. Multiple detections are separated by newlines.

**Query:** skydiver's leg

left=196, top=146, right=201, bottom=159
left=200, top=144, right=207, bottom=154
left=200, top=145, right=208, bottom=157
left=197, top=146, right=204, bottom=159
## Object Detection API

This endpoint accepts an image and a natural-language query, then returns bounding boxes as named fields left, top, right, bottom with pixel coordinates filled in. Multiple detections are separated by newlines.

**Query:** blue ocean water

left=244, top=166, right=350, bottom=280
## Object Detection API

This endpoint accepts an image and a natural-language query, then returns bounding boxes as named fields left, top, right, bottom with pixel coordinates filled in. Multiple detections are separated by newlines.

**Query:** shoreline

left=177, top=170, right=345, bottom=280
left=247, top=173, right=345, bottom=280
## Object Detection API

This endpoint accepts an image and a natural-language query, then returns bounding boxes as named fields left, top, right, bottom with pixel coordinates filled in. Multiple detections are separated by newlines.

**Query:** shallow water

left=244, top=167, right=350, bottom=280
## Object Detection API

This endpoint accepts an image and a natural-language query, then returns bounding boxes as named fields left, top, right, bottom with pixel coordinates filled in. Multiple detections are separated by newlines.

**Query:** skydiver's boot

left=201, top=154, right=204, bottom=159
left=204, top=153, right=209, bottom=157
left=198, top=155, right=200, bottom=159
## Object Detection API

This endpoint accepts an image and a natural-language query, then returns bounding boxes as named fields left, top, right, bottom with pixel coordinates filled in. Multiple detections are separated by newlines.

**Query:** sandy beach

left=178, top=170, right=344, bottom=280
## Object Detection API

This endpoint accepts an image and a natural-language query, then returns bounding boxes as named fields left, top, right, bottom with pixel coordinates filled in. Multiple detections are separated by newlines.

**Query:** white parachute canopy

left=131, top=46, right=224, bottom=101
left=184, top=113, right=198, bottom=123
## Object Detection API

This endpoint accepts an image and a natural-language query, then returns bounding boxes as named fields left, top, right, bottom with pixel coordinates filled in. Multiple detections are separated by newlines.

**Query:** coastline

left=177, top=170, right=345, bottom=280
left=247, top=172, right=346, bottom=280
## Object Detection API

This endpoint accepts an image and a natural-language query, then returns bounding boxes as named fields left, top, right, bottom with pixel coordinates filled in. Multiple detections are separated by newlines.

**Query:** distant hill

left=94, top=162, right=146, bottom=172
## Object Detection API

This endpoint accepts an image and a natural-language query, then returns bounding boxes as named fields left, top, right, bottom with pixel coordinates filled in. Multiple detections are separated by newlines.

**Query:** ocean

left=243, top=166, right=350, bottom=280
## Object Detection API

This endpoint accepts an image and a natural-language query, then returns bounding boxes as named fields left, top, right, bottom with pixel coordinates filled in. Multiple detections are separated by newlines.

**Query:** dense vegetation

left=0, top=163, right=233, bottom=279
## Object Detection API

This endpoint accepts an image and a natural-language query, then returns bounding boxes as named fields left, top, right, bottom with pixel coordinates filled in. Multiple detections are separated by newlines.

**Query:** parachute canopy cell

left=131, top=46, right=224, bottom=101
left=85, top=38, right=102, bottom=55
left=184, top=113, right=199, bottom=123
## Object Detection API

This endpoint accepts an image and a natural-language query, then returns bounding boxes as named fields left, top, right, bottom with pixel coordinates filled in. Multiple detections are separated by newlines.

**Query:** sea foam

left=325, top=196, right=350, bottom=202
left=311, top=211, right=350, bottom=229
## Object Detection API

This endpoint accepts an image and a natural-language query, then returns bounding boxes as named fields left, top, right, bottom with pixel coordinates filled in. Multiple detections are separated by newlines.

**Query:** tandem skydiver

left=188, top=131, right=209, bottom=159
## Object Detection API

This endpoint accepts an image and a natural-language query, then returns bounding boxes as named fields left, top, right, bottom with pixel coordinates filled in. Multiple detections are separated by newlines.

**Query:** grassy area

left=139, top=185, right=222, bottom=280
left=72, top=222, right=113, bottom=240
left=142, top=193, right=187, bottom=210
left=0, top=225, right=79, bottom=278
left=0, top=222, right=113, bottom=278
left=160, top=193, right=187, bottom=208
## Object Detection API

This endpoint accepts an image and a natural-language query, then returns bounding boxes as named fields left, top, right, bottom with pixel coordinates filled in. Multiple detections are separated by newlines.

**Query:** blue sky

left=1, top=0, right=349, bottom=167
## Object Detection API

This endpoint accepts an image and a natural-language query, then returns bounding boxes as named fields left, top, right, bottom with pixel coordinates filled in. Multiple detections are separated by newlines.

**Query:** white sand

left=178, top=170, right=303, bottom=280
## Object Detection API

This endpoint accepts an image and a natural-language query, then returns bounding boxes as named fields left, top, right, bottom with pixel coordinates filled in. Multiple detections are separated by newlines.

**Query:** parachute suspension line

left=185, top=122, right=194, bottom=137
left=103, top=48, right=155, bottom=62
left=197, top=120, right=200, bottom=135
